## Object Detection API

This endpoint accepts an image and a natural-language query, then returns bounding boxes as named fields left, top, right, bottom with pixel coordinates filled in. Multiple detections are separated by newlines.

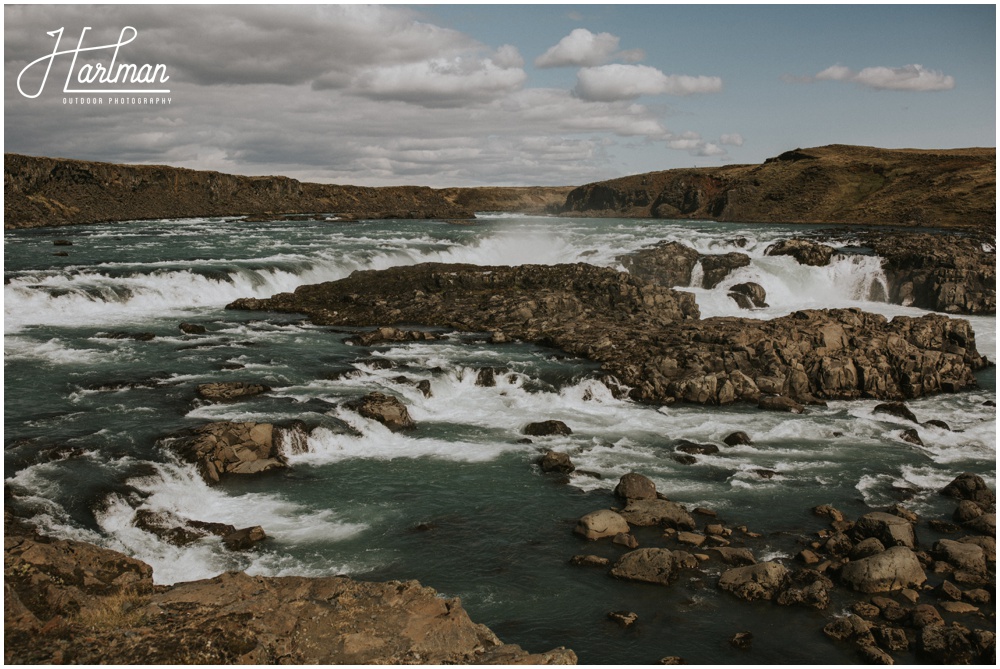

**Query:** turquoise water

left=4, top=216, right=995, bottom=664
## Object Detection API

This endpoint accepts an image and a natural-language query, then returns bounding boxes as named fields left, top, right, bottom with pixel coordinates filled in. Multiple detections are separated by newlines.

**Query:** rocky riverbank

left=227, top=262, right=989, bottom=408
left=558, top=144, right=996, bottom=231
left=3, top=510, right=576, bottom=664
left=559, top=469, right=995, bottom=665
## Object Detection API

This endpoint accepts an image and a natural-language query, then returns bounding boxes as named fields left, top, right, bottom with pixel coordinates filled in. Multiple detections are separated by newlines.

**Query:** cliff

left=3, top=153, right=475, bottom=228
left=559, top=145, right=996, bottom=230
left=439, top=186, right=574, bottom=215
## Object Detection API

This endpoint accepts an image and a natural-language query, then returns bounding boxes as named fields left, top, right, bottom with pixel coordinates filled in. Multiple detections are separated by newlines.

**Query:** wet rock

left=415, top=379, right=432, bottom=398
left=941, top=473, right=996, bottom=509
left=53, top=239, right=73, bottom=246
left=813, top=504, right=846, bottom=523
left=613, top=533, right=639, bottom=549
left=345, top=392, right=415, bottom=432
left=953, top=500, right=984, bottom=523
left=918, top=623, right=981, bottom=664
left=824, top=531, right=854, bottom=556
left=179, top=322, right=206, bottom=334
left=851, top=537, right=887, bottom=560
left=764, top=238, right=835, bottom=266
left=839, top=546, right=927, bottom=593
left=672, top=454, right=697, bottom=465
left=962, top=512, right=996, bottom=536
left=699, top=253, right=751, bottom=289
left=723, top=431, right=753, bottom=446
left=133, top=510, right=211, bottom=546
left=797, top=549, right=820, bottom=565
left=345, top=326, right=438, bottom=346
left=196, top=381, right=271, bottom=402
left=569, top=554, right=611, bottom=568
left=221, top=526, right=267, bottom=551
left=575, top=510, right=630, bottom=541
left=872, top=625, right=910, bottom=653
left=674, top=440, right=719, bottom=456
left=853, top=511, right=916, bottom=549
left=910, top=604, right=945, bottom=629
left=658, top=656, right=685, bottom=664
left=618, top=499, right=695, bottom=530
left=729, top=631, right=753, bottom=649
left=619, top=241, right=701, bottom=287
left=922, top=419, right=951, bottom=430
left=852, top=601, right=881, bottom=619
left=873, top=401, right=918, bottom=423
left=886, top=503, right=919, bottom=523
left=676, top=532, right=706, bottom=547
left=963, top=588, right=991, bottom=605
left=856, top=642, right=895, bottom=665
left=775, top=569, right=833, bottom=609
left=758, top=395, right=804, bottom=413
left=899, top=428, right=923, bottom=446
left=718, top=561, right=789, bottom=601
left=937, top=579, right=963, bottom=601
left=614, top=472, right=657, bottom=501
left=708, top=547, right=757, bottom=566
left=607, top=611, right=638, bottom=627
left=523, top=420, right=572, bottom=437
left=862, top=231, right=996, bottom=315
left=728, top=282, right=768, bottom=309
left=939, top=601, right=979, bottom=614
left=98, top=331, right=156, bottom=341
left=538, top=450, right=575, bottom=474
left=929, top=519, right=960, bottom=534
left=870, top=596, right=909, bottom=623
left=610, top=548, right=695, bottom=586
left=161, top=421, right=287, bottom=484
left=933, top=539, right=987, bottom=582
left=823, top=614, right=874, bottom=645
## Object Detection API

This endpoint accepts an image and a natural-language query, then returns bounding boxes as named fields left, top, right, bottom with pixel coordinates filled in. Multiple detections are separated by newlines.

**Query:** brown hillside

left=559, top=145, right=996, bottom=230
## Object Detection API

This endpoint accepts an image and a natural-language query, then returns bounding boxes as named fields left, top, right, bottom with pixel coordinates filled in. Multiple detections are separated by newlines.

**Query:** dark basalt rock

left=874, top=402, right=918, bottom=423
left=699, top=253, right=751, bottom=289
left=729, top=282, right=768, bottom=309
left=538, top=450, right=575, bottom=474
left=179, top=322, right=206, bottom=334
left=723, top=431, right=753, bottom=446
left=861, top=231, right=996, bottom=315
left=523, top=420, right=572, bottom=437
left=765, top=238, right=836, bottom=266
left=226, top=263, right=987, bottom=407
left=941, top=473, right=996, bottom=509
left=345, top=392, right=415, bottom=432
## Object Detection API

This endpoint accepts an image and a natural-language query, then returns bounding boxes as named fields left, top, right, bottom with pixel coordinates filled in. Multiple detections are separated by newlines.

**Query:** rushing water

left=4, top=215, right=996, bottom=664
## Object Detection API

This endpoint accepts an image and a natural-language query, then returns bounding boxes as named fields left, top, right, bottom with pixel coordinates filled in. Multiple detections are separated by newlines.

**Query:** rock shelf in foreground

left=227, top=262, right=988, bottom=407
left=3, top=514, right=576, bottom=665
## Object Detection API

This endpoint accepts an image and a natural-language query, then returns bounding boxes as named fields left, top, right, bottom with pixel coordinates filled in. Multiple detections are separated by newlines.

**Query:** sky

left=4, top=3, right=996, bottom=187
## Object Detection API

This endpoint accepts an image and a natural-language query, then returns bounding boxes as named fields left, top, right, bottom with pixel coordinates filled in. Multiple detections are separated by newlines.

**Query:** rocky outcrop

left=860, top=231, right=996, bottom=315
left=619, top=241, right=749, bottom=289
left=161, top=421, right=287, bottom=484
left=610, top=548, right=697, bottom=586
left=227, top=263, right=988, bottom=407
left=3, top=516, right=575, bottom=664
left=764, top=238, right=836, bottom=266
left=196, top=381, right=271, bottom=402
left=559, top=144, right=995, bottom=231
left=4, top=154, right=474, bottom=229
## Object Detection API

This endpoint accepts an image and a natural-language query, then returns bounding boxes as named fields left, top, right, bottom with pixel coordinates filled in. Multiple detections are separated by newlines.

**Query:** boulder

left=345, top=392, right=415, bottom=431
left=823, top=614, right=875, bottom=645
left=614, top=472, right=657, bottom=501
left=674, top=440, right=719, bottom=456
left=707, top=547, right=757, bottom=566
left=723, top=431, right=753, bottom=446
left=196, top=381, right=271, bottom=402
left=618, top=499, right=695, bottom=530
left=523, top=420, right=572, bottom=437
left=728, top=282, right=768, bottom=309
left=850, top=537, right=886, bottom=560
left=941, top=473, right=996, bottom=509
left=958, top=535, right=995, bottom=562
left=610, top=548, right=695, bottom=586
left=538, top=450, right=575, bottom=474
left=179, top=322, right=206, bottom=334
left=699, top=252, right=751, bottom=289
left=853, top=511, right=916, bottom=549
left=918, top=623, right=982, bottom=664
left=619, top=241, right=701, bottom=287
left=933, top=539, right=987, bottom=579
left=962, top=513, right=996, bottom=536
left=162, top=421, right=286, bottom=484
left=607, top=611, right=638, bottom=627
left=775, top=569, right=833, bottom=610
left=221, top=526, right=267, bottom=551
left=839, top=546, right=927, bottom=593
left=575, top=510, right=630, bottom=541
left=718, top=561, right=789, bottom=602
left=764, top=238, right=835, bottom=266
left=954, top=500, right=984, bottom=523
left=873, top=401, right=918, bottom=423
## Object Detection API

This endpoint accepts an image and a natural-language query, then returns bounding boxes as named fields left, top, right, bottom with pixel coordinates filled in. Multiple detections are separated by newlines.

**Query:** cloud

left=804, top=63, right=954, bottom=92
left=720, top=133, right=744, bottom=146
left=574, top=64, right=722, bottom=101
left=535, top=28, right=622, bottom=68
left=351, top=51, right=527, bottom=107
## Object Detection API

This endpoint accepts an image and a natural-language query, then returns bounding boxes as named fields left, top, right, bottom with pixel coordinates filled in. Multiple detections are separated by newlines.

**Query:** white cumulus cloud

left=811, top=63, right=954, bottom=91
left=720, top=133, right=744, bottom=146
left=575, top=64, right=722, bottom=101
left=535, top=28, right=621, bottom=68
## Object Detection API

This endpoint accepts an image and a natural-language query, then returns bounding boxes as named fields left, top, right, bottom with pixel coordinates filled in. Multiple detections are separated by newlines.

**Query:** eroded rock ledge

left=3, top=514, right=576, bottom=665
left=227, top=263, right=987, bottom=406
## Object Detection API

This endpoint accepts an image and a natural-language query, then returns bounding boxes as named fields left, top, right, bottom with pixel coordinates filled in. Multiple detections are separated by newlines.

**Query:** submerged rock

left=196, top=381, right=271, bottom=402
